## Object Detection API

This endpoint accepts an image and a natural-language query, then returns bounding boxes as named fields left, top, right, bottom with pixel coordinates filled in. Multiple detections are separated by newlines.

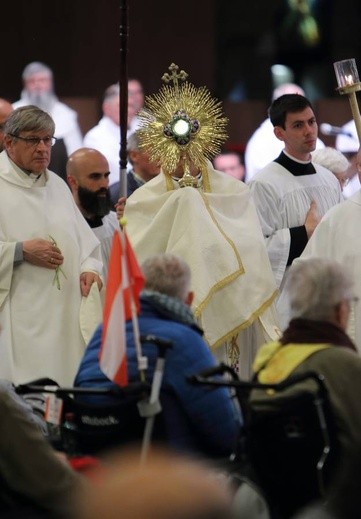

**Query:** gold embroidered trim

left=193, top=190, right=245, bottom=318
left=204, top=289, right=278, bottom=351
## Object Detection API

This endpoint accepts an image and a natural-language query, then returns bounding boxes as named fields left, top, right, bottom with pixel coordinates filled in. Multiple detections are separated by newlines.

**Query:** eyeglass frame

left=8, top=134, right=57, bottom=148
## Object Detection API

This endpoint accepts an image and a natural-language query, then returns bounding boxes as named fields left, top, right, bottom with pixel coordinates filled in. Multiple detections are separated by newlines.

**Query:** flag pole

left=119, top=0, right=128, bottom=198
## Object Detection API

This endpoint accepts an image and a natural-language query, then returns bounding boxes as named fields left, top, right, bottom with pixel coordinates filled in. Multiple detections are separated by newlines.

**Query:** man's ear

left=273, top=126, right=285, bottom=142
left=67, top=174, right=77, bottom=191
left=334, top=300, right=349, bottom=331
left=3, top=134, right=12, bottom=151
left=128, top=150, right=139, bottom=165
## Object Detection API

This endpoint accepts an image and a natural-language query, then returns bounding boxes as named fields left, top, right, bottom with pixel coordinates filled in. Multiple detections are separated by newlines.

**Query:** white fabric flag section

left=99, top=231, right=129, bottom=386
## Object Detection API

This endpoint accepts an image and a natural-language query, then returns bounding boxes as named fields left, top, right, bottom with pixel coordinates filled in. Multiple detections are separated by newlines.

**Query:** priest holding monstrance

left=124, top=64, right=280, bottom=378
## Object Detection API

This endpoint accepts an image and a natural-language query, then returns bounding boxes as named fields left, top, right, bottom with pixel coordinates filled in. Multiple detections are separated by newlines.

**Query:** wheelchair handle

left=140, top=335, right=172, bottom=357
left=187, top=362, right=239, bottom=385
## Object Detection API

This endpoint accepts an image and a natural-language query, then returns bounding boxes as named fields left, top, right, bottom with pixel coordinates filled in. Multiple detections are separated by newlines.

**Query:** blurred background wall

left=2, top=0, right=360, bottom=147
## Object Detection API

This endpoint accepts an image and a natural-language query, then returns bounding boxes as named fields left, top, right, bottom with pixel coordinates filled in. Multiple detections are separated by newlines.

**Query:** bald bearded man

left=67, top=148, right=119, bottom=281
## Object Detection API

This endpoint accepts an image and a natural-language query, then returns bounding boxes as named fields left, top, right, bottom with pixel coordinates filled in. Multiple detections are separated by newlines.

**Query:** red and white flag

left=99, top=229, right=144, bottom=386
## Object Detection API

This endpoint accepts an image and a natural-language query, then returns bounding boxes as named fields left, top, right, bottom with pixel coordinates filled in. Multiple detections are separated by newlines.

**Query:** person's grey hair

left=141, top=253, right=191, bottom=301
left=22, top=61, right=53, bottom=81
left=286, top=258, right=354, bottom=321
left=103, top=83, right=120, bottom=103
left=127, top=132, right=140, bottom=153
left=311, top=147, right=350, bottom=175
left=4, top=106, right=55, bottom=137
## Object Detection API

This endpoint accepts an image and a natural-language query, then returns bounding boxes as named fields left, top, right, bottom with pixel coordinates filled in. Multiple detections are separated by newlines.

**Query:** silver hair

left=127, top=132, right=140, bottom=153
left=103, top=83, right=120, bottom=103
left=286, top=258, right=354, bottom=321
left=4, top=106, right=55, bottom=136
left=311, top=147, right=350, bottom=175
left=22, top=62, right=53, bottom=81
left=141, top=253, right=191, bottom=301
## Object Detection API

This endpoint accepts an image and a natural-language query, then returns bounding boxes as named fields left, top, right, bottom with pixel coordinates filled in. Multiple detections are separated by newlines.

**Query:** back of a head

left=4, top=105, right=55, bottom=136
left=286, top=258, right=354, bottom=322
left=22, top=61, right=53, bottom=81
left=141, top=253, right=191, bottom=301
left=272, top=83, right=305, bottom=101
left=269, top=94, right=312, bottom=128
left=76, top=447, right=234, bottom=519
left=311, top=147, right=349, bottom=175
left=0, top=98, right=13, bottom=120
left=0, top=98, right=13, bottom=151
left=127, top=132, right=140, bottom=153
left=103, top=83, right=120, bottom=104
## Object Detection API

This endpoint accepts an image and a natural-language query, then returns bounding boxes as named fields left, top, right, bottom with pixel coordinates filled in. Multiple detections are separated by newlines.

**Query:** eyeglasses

left=9, top=134, right=57, bottom=148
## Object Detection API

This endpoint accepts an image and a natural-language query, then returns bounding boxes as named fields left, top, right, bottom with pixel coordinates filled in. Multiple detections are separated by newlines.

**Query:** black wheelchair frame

left=16, top=335, right=172, bottom=461
left=189, top=363, right=338, bottom=519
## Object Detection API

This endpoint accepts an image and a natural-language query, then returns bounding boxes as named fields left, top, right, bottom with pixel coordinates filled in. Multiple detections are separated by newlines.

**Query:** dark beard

left=78, top=186, right=111, bottom=218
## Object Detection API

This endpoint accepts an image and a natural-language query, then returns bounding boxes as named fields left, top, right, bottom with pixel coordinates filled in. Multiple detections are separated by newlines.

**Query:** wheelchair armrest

left=16, top=381, right=150, bottom=398
left=187, top=362, right=239, bottom=386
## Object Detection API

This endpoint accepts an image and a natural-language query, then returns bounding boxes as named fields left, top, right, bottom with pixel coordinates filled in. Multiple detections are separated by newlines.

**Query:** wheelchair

left=16, top=335, right=172, bottom=459
left=189, top=364, right=339, bottom=519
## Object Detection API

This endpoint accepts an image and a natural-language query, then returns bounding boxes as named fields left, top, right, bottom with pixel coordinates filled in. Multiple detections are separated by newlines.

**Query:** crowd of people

left=0, top=60, right=361, bottom=518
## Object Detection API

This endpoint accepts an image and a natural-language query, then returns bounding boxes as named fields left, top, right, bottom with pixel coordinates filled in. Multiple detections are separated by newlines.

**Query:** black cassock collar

left=274, top=151, right=316, bottom=176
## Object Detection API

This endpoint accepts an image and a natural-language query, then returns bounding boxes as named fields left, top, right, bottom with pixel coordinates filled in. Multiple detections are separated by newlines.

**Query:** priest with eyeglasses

left=0, top=105, right=103, bottom=386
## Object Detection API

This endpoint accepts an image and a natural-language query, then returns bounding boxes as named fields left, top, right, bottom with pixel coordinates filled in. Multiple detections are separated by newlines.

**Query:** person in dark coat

left=75, top=253, right=241, bottom=458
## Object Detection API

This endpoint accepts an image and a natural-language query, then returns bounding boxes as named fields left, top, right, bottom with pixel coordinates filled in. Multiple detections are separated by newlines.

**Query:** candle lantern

left=333, top=58, right=361, bottom=144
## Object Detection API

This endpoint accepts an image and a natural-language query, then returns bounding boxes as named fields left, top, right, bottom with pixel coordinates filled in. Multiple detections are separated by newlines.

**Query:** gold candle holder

left=334, top=58, right=361, bottom=144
